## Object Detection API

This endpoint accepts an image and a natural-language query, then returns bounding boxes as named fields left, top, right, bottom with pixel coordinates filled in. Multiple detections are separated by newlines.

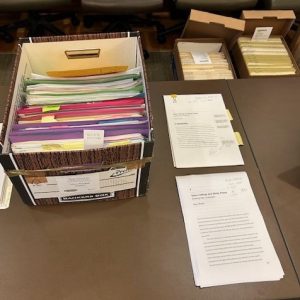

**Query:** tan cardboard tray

left=182, top=9, right=245, bottom=49
left=232, top=10, right=300, bottom=78
left=174, top=38, right=237, bottom=80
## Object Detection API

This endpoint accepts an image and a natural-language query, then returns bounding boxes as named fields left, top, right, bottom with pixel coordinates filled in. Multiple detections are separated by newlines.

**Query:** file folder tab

left=235, top=131, right=244, bottom=145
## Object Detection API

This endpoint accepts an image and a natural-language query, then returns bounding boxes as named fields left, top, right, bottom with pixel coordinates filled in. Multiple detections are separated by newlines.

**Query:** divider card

left=176, top=172, right=284, bottom=287
left=163, top=94, right=244, bottom=168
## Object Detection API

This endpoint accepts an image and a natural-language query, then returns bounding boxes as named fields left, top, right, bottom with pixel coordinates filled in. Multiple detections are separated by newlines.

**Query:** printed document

left=163, top=94, right=244, bottom=168
left=0, top=163, right=12, bottom=209
left=176, top=172, right=284, bottom=287
left=0, top=123, right=12, bottom=209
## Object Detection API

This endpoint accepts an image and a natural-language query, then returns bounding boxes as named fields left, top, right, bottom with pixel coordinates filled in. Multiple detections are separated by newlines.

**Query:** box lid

left=182, top=10, right=245, bottom=47
left=241, top=10, right=296, bottom=37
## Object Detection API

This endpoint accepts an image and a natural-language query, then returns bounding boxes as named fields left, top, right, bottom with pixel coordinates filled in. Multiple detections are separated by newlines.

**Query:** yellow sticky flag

left=42, top=141, right=84, bottom=151
left=61, top=141, right=84, bottom=150
left=42, top=105, right=61, bottom=113
left=234, top=132, right=244, bottom=146
left=108, top=140, right=130, bottom=147
left=41, top=116, right=57, bottom=123
left=226, top=109, right=233, bottom=121
left=42, top=144, right=63, bottom=151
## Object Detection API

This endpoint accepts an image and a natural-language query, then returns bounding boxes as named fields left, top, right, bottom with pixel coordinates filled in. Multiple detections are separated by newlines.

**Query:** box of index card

left=174, top=10, right=244, bottom=80
left=232, top=10, right=300, bottom=78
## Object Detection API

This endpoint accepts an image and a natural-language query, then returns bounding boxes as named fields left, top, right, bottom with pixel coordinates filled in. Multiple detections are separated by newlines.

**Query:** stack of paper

left=238, top=37, right=296, bottom=76
left=163, top=94, right=244, bottom=168
left=9, top=67, right=150, bottom=153
left=0, top=163, right=12, bottom=209
left=179, top=51, right=234, bottom=80
left=176, top=172, right=284, bottom=287
left=0, top=123, right=12, bottom=209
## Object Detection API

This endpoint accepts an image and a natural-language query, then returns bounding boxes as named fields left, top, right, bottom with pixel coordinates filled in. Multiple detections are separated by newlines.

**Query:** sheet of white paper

left=163, top=94, right=244, bottom=168
left=252, top=27, right=273, bottom=41
left=177, top=42, right=222, bottom=54
left=176, top=172, right=284, bottom=287
left=0, top=122, right=12, bottom=209
left=0, top=163, right=12, bottom=209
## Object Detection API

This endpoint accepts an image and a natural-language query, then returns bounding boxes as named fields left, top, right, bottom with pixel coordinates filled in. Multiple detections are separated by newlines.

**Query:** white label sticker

left=57, top=172, right=100, bottom=197
left=84, top=130, right=104, bottom=150
left=252, top=27, right=273, bottom=41
left=192, top=52, right=212, bottom=64
left=99, top=168, right=138, bottom=193
left=27, top=168, right=138, bottom=200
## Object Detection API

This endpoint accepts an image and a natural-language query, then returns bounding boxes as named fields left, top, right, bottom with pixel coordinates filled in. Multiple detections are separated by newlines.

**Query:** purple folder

left=12, top=117, right=148, bottom=131
left=10, top=125, right=149, bottom=143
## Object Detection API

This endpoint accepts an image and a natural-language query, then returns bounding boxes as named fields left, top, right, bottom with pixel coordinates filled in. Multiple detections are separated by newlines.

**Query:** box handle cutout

left=65, top=49, right=100, bottom=59
left=262, top=16, right=278, bottom=20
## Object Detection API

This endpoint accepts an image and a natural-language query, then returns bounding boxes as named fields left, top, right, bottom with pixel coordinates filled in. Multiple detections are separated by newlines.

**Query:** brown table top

left=229, top=77, right=300, bottom=282
left=0, top=80, right=299, bottom=299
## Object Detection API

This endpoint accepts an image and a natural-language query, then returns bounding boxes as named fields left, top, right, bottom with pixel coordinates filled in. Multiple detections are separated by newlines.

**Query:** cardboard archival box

left=174, top=38, right=237, bottom=80
left=232, top=10, right=300, bottom=78
left=0, top=32, right=154, bottom=206
left=176, top=10, right=245, bottom=80
left=181, top=10, right=245, bottom=48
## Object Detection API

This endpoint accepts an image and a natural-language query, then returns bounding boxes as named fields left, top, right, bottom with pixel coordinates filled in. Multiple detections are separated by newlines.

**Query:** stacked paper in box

left=179, top=49, right=234, bottom=80
left=238, top=37, right=296, bottom=76
left=9, top=67, right=150, bottom=153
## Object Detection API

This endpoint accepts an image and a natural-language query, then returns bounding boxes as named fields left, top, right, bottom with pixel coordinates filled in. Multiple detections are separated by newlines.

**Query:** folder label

left=41, top=116, right=56, bottom=123
left=226, top=109, right=233, bottom=121
left=84, top=130, right=104, bottom=150
left=252, top=27, right=273, bottom=41
left=191, top=52, right=212, bottom=64
left=235, top=132, right=244, bottom=146
left=42, top=105, right=61, bottom=113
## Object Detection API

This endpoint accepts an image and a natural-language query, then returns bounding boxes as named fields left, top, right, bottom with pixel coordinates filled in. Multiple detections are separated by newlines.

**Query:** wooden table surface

left=0, top=80, right=299, bottom=299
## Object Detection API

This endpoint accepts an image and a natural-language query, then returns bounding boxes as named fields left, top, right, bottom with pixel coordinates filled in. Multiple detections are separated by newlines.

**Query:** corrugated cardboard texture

left=241, top=10, right=295, bottom=37
left=182, top=10, right=245, bottom=48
